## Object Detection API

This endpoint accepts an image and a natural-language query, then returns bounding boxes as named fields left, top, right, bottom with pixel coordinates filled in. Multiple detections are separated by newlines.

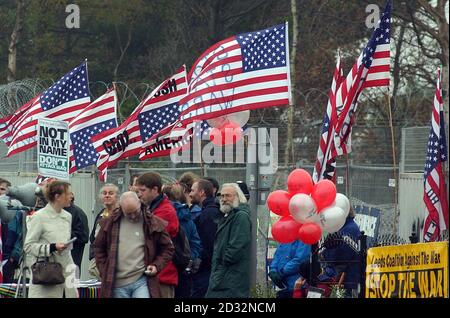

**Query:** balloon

left=289, top=193, right=320, bottom=224
left=298, top=222, right=322, bottom=244
left=209, top=122, right=243, bottom=146
left=267, top=190, right=292, bottom=216
left=221, top=122, right=243, bottom=145
left=271, top=215, right=302, bottom=243
left=287, top=169, right=314, bottom=195
left=311, top=180, right=337, bottom=212
left=319, top=206, right=347, bottom=233
left=207, top=110, right=250, bottom=128
left=332, top=193, right=350, bottom=219
left=209, top=127, right=224, bottom=146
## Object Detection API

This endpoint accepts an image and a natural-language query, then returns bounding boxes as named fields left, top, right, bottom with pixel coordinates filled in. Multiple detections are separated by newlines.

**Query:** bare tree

left=393, top=0, right=449, bottom=145
left=7, top=0, right=28, bottom=83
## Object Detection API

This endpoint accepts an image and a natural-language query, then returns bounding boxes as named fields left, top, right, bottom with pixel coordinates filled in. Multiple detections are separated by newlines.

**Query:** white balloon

left=332, top=193, right=350, bottom=219
left=289, top=194, right=320, bottom=225
left=319, top=206, right=347, bottom=233
left=207, top=110, right=250, bottom=128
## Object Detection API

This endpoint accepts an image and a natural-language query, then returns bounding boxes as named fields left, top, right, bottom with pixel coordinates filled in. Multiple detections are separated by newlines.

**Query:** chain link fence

left=0, top=78, right=438, bottom=238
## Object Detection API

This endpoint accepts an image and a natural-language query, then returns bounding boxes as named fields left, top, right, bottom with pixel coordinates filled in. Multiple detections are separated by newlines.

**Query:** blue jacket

left=172, top=201, right=202, bottom=259
left=270, top=240, right=311, bottom=292
left=322, top=216, right=361, bottom=291
left=190, top=204, right=202, bottom=221
left=4, top=210, right=23, bottom=262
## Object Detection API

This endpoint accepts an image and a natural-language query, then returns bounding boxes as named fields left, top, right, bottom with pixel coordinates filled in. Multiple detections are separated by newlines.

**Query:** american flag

left=0, top=63, right=91, bottom=156
left=177, top=23, right=291, bottom=125
left=313, top=53, right=345, bottom=183
left=91, top=66, right=187, bottom=180
left=422, top=69, right=448, bottom=242
left=68, top=88, right=118, bottom=174
left=332, top=1, right=391, bottom=158
left=139, top=120, right=212, bottom=160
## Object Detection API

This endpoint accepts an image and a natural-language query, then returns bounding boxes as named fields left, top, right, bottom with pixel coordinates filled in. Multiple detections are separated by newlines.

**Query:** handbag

left=31, top=245, right=65, bottom=285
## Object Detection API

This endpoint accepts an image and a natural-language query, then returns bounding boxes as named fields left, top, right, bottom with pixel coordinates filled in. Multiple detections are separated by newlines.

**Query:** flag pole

left=387, top=91, right=398, bottom=237
left=345, top=153, right=350, bottom=197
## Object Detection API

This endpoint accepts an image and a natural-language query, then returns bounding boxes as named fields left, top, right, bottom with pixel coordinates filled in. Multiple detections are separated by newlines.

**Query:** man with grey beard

left=206, top=183, right=252, bottom=298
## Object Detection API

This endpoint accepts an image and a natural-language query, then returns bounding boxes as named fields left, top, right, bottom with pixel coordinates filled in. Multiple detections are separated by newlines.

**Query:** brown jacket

left=93, top=205, right=174, bottom=298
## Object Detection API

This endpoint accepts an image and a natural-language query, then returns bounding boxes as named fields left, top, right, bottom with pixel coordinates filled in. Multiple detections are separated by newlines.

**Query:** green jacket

left=206, top=203, right=252, bottom=298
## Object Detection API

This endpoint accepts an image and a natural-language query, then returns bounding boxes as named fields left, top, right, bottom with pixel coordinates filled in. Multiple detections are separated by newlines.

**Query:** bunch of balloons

left=267, top=168, right=351, bottom=245
left=208, top=111, right=249, bottom=146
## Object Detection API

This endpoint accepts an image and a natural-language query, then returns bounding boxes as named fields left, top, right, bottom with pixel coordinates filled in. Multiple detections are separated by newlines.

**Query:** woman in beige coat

left=24, top=180, right=78, bottom=298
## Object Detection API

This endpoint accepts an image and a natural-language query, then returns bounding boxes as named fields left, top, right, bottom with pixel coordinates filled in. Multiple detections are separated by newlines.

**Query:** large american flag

left=313, top=53, right=345, bottom=183
left=0, top=63, right=91, bottom=156
left=68, top=88, right=118, bottom=174
left=177, top=23, right=291, bottom=125
left=91, top=66, right=187, bottom=180
left=332, top=1, right=391, bottom=159
left=422, top=69, right=448, bottom=242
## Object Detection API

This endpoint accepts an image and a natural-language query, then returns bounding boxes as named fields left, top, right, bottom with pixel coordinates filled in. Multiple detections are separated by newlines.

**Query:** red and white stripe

left=178, top=24, right=291, bottom=125
left=423, top=69, right=448, bottom=242
left=91, top=66, right=187, bottom=180
left=4, top=94, right=90, bottom=157
left=68, top=88, right=118, bottom=174
left=332, top=43, right=390, bottom=158
left=313, top=53, right=344, bottom=183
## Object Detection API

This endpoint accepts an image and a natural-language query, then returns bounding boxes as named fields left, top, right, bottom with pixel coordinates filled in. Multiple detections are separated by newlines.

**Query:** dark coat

left=65, top=203, right=89, bottom=268
left=194, top=197, right=222, bottom=272
left=322, top=216, right=361, bottom=291
left=93, top=205, right=174, bottom=298
left=206, top=203, right=252, bottom=298
left=89, top=208, right=109, bottom=260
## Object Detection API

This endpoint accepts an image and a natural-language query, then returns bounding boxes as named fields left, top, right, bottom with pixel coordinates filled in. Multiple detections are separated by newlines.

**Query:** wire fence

left=0, top=78, right=440, bottom=238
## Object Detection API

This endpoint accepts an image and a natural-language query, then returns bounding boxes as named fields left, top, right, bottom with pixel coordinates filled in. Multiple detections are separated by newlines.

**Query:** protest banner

left=37, top=118, right=70, bottom=180
left=366, top=242, right=448, bottom=298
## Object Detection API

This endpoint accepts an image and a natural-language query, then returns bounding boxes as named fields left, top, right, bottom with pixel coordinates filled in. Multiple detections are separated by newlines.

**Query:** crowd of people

left=0, top=173, right=253, bottom=298
left=1, top=173, right=361, bottom=299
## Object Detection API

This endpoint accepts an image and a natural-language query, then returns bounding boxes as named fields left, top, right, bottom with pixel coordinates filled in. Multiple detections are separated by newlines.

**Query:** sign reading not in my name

left=38, top=118, right=70, bottom=180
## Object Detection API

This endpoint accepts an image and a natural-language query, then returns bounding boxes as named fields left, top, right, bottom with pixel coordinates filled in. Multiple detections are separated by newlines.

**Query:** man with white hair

left=206, top=183, right=252, bottom=298
left=94, top=191, right=174, bottom=298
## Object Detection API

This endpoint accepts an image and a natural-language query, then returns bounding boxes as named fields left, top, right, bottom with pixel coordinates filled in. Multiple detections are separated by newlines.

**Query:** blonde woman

left=24, top=180, right=78, bottom=298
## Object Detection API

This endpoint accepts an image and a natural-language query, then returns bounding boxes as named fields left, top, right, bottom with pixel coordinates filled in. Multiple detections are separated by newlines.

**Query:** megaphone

left=6, top=183, right=39, bottom=207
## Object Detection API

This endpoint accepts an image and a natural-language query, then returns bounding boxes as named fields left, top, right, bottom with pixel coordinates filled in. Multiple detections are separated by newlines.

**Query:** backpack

left=172, top=226, right=191, bottom=271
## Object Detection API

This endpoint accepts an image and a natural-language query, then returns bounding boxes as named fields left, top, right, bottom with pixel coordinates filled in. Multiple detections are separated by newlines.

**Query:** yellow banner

left=365, top=242, right=448, bottom=298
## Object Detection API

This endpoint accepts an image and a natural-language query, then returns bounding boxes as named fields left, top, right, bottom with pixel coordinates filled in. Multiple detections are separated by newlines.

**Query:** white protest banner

left=38, top=118, right=70, bottom=180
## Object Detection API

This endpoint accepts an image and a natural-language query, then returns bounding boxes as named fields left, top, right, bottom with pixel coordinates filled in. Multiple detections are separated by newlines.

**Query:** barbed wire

left=0, top=78, right=433, bottom=167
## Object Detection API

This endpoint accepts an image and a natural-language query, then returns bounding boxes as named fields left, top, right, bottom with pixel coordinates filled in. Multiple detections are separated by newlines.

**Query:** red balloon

left=298, top=222, right=322, bottom=244
left=209, top=127, right=224, bottom=146
left=209, top=122, right=243, bottom=146
left=271, top=216, right=302, bottom=243
left=311, top=180, right=337, bottom=212
left=287, top=169, right=313, bottom=195
left=221, top=122, right=243, bottom=145
left=267, top=190, right=291, bottom=216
